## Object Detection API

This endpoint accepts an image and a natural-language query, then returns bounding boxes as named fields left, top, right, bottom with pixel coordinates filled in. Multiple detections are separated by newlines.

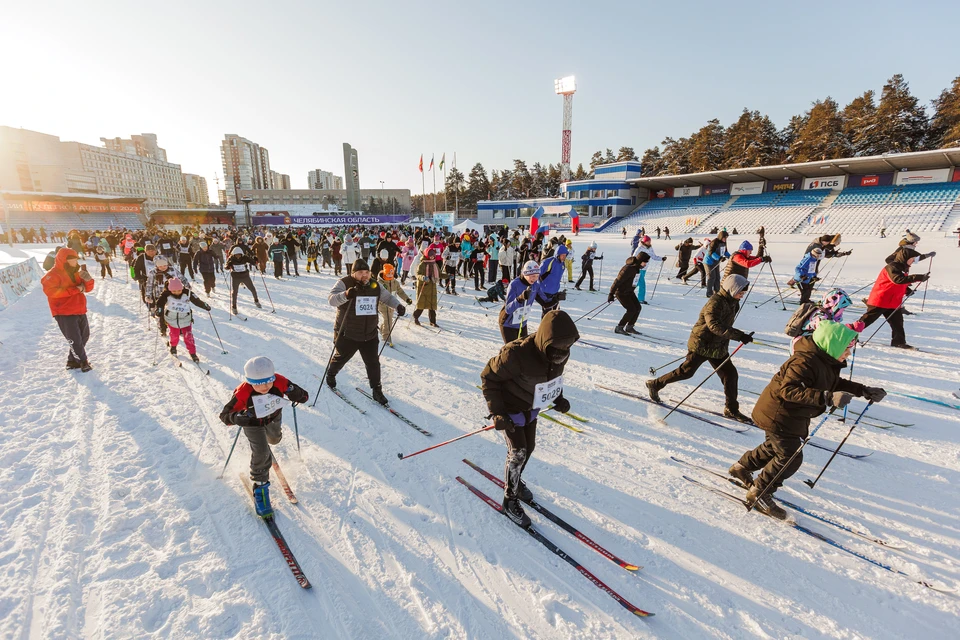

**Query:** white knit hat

left=522, top=260, right=540, bottom=276
left=244, top=356, right=276, bottom=385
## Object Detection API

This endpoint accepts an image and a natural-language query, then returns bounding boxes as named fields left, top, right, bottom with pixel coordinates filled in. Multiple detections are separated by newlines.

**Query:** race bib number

left=162, top=243, right=171, bottom=250
left=533, top=376, right=563, bottom=411
left=252, top=394, right=289, bottom=419
left=511, top=304, right=531, bottom=326
left=632, top=274, right=640, bottom=287
left=356, top=296, right=377, bottom=316
left=167, top=298, right=192, bottom=315
left=233, top=263, right=248, bottom=272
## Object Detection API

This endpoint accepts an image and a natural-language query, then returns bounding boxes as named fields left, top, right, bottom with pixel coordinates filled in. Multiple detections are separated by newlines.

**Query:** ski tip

left=633, top=610, right=655, bottom=617
left=624, top=564, right=642, bottom=572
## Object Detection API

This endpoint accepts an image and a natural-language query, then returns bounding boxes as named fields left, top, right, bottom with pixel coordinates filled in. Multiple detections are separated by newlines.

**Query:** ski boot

left=66, top=360, right=82, bottom=370
left=614, top=325, right=630, bottom=336
left=517, top=481, right=534, bottom=504
left=589, top=287, right=597, bottom=292
left=502, top=497, right=531, bottom=528
left=646, top=379, right=662, bottom=403
left=624, top=324, right=641, bottom=335
left=574, top=285, right=582, bottom=291
left=429, top=322, right=440, bottom=328
left=891, top=343, right=917, bottom=350
left=746, top=485, right=787, bottom=521
left=724, top=407, right=753, bottom=424
left=252, top=481, right=274, bottom=519
left=170, top=345, right=178, bottom=356
left=326, top=373, right=337, bottom=389
left=371, top=387, right=389, bottom=406
left=254, top=300, right=263, bottom=309
left=80, top=361, right=92, bottom=373
left=191, top=354, right=200, bottom=363
left=231, top=305, right=239, bottom=315
left=414, top=317, right=422, bottom=326
left=728, top=462, right=754, bottom=488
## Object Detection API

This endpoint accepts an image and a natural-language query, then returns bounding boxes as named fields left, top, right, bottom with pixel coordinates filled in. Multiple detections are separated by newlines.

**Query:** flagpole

left=454, top=152, right=458, bottom=220
left=420, top=154, right=426, bottom=220
left=432, top=157, right=437, bottom=214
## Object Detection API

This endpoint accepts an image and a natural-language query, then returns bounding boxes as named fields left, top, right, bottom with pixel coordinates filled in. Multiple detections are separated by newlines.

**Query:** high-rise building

left=270, top=170, right=291, bottom=190
left=101, top=133, right=168, bottom=162
left=0, top=126, right=82, bottom=193
left=220, top=134, right=272, bottom=204
left=183, top=173, right=210, bottom=206
left=307, top=169, right=343, bottom=190
left=342, top=143, right=361, bottom=211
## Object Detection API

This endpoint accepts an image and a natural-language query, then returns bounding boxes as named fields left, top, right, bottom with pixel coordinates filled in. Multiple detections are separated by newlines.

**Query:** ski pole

left=804, top=402, right=873, bottom=489
left=764, top=259, right=788, bottom=311
left=597, top=254, right=604, bottom=290
left=378, top=311, right=404, bottom=356
left=859, top=287, right=917, bottom=346
left=587, top=300, right=609, bottom=321
left=663, top=336, right=752, bottom=421
left=648, top=259, right=666, bottom=301
left=733, top=266, right=763, bottom=323
left=848, top=281, right=872, bottom=297
left=838, top=343, right=857, bottom=422
left=398, top=424, right=495, bottom=460
left=828, top=253, right=850, bottom=288
left=218, top=425, right=243, bottom=479
left=258, top=271, right=276, bottom=313
left=292, top=405, right=302, bottom=460
left=207, top=309, right=227, bottom=354
left=151, top=316, right=160, bottom=365
left=920, top=256, right=932, bottom=312
left=312, top=319, right=348, bottom=406
left=573, top=301, right=611, bottom=323
left=649, top=354, right=685, bottom=376
left=746, top=407, right=837, bottom=512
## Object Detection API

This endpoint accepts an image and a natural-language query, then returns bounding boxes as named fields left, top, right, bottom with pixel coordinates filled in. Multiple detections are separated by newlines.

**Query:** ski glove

left=826, top=391, right=853, bottom=409
left=607, top=293, right=615, bottom=303
left=921, top=251, right=936, bottom=260
left=492, top=415, right=515, bottom=432
left=396, top=304, right=406, bottom=317
left=735, top=330, right=754, bottom=344
left=762, top=255, right=773, bottom=263
left=345, top=286, right=358, bottom=299
left=913, top=273, right=931, bottom=283
left=862, top=387, right=887, bottom=403
left=201, top=302, right=212, bottom=311
left=231, top=411, right=257, bottom=427
left=517, top=288, right=530, bottom=303
left=551, top=395, right=571, bottom=414
left=285, top=384, right=309, bottom=404
left=556, top=291, right=567, bottom=301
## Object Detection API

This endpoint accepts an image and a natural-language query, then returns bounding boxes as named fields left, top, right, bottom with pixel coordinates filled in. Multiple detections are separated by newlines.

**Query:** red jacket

left=866, top=248, right=921, bottom=309
left=41, top=248, right=94, bottom=316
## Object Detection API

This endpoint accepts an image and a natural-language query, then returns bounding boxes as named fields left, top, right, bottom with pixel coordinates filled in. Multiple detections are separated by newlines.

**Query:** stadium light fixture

left=838, top=164, right=850, bottom=168
left=555, top=76, right=576, bottom=95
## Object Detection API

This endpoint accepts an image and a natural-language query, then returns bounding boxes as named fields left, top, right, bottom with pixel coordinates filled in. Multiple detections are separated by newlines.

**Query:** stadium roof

left=0, top=190, right=145, bottom=203
left=625, top=147, right=960, bottom=189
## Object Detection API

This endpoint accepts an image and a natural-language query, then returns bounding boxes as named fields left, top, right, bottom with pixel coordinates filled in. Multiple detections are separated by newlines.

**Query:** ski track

left=1, top=236, right=959, bottom=639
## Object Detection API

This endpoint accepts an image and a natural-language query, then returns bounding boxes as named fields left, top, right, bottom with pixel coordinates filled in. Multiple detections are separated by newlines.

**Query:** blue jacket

left=794, top=253, right=819, bottom=283
left=631, top=232, right=641, bottom=251
left=502, top=278, right=540, bottom=329
left=537, top=255, right=566, bottom=299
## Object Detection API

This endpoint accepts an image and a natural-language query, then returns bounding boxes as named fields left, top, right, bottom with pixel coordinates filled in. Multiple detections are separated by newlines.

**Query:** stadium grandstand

left=149, top=208, right=236, bottom=228
left=0, top=191, right=147, bottom=232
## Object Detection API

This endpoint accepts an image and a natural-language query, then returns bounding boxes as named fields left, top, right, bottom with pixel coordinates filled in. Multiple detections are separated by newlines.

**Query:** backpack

left=43, top=246, right=64, bottom=271
left=784, top=302, right=819, bottom=337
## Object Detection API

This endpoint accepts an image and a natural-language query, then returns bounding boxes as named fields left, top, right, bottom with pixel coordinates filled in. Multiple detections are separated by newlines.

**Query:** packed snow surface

left=1, top=234, right=959, bottom=639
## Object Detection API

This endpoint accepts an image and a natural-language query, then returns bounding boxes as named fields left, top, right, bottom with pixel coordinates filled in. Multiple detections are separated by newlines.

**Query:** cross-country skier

left=632, top=235, right=667, bottom=304
left=674, top=238, right=694, bottom=280
left=501, top=261, right=541, bottom=343
left=219, top=356, right=309, bottom=518
left=608, top=252, right=648, bottom=336
left=156, top=277, right=212, bottom=362
left=193, top=241, right=218, bottom=295
left=306, top=240, right=319, bottom=273
left=326, top=259, right=405, bottom=403
left=535, top=244, right=568, bottom=316
left=793, top=247, right=823, bottom=303
left=177, top=236, right=195, bottom=279
left=133, top=243, right=160, bottom=302
left=226, top=246, right=262, bottom=315
left=857, top=243, right=933, bottom=349
left=41, top=248, right=95, bottom=372
left=646, top=274, right=753, bottom=422
left=729, top=321, right=885, bottom=519
left=413, top=248, right=441, bottom=327
left=575, top=241, right=602, bottom=291
left=93, top=246, right=112, bottom=279
left=681, top=238, right=710, bottom=287
left=481, top=309, right=580, bottom=527
left=723, top=240, right=770, bottom=278
left=477, top=278, right=508, bottom=304
left=702, top=231, right=730, bottom=297
left=377, top=264, right=412, bottom=345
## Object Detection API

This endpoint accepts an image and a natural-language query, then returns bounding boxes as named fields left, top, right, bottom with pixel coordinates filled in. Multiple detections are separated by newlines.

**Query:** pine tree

left=780, top=114, right=807, bottom=163
left=545, top=164, right=562, bottom=196
left=791, top=98, right=848, bottom=162
left=604, top=148, right=616, bottom=164
left=445, top=167, right=466, bottom=211
left=463, top=163, right=490, bottom=212
left=616, top=146, right=639, bottom=161
left=497, top=169, right=514, bottom=199
left=754, top=115, right=782, bottom=165
left=689, top=119, right=725, bottom=172
left=530, top=162, right=547, bottom=198
left=873, top=74, right=928, bottom=153
left=588, top=151, right=604, bottom=176
left=511, top=160, right=532, bottom=197
left=722, top=109, right=756, bottom=169
left=573, top=164, right=589, bottom=180
left=927, top=76, right=960, bottom=149
left=660, top=137, right=693, bottom=175
left=640, top=147, right=666, bottom=176
left=841, top=90, right=879, bottom=156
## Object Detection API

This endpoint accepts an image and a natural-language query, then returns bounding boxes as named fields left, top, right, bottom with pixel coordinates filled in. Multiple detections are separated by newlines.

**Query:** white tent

left=452, top=219, right=485, bottom=234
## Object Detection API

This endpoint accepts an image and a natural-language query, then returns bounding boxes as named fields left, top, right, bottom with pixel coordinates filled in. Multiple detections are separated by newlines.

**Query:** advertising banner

left=108, top=203, right=142, bottom=213
left=29, top=201, right=74, bottom=212
left=674, top=186, right=701, bottom=198
left=803, top=176, right=847, bottom=190
left=703, top=185, right=729, bottom=195
left=653, top=187, right=674, bottom=199
left=954, top=168, right=960, bottom=182
left=75, top=202, right=111, bottom=212
left=767, top=178, right=801, bottom=192
left=895, top=168, right=951, bottom=186
left=730, top=181, right=764, bottom=196
left=0, top=258, right=43, bottom=312
left=432, top=212, right=455, bottom=228
left=252, top=214, right=410, bottom=226
left=850, top=173, right=894, bottom=187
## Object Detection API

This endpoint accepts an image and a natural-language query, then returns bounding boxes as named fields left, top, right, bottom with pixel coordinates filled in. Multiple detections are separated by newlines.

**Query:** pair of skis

left=458, top=459, right=653, bottom=617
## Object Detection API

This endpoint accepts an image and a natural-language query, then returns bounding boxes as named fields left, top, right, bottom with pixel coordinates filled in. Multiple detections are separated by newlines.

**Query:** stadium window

left=606, top=190, right=617, bottom=198
left=592, top=190, right=602, bottom=198
left=606, top=206, right=613, bottom=218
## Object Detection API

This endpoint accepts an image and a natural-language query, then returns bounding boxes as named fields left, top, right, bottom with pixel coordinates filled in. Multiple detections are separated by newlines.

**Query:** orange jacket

left=41, top=248, right=94, bottom=316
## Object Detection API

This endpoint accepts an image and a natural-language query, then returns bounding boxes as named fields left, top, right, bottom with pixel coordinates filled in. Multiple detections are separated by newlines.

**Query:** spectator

left=41, top=248, right=95, bottom=372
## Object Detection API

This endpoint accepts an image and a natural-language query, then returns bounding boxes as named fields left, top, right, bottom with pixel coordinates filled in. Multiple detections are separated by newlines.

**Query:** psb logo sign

left=808, top=179, right=841, bottom=189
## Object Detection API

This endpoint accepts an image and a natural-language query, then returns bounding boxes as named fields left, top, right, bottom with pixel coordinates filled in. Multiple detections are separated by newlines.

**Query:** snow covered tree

left=689, top=119, right=725, bottom=173
left=780, top=114, right=807, bottom=163
left=511, top=160, right=532, bottom=197
left=722, top=109, right=756, bottom=169
left=529, top=162, right=547, bottom=198
left=588, top=151, right=605, bottom=176
left=463, top=163, right=490, bottom=212
left=616, top=147, right=639, bottom=162
left=789, top=98, right=847, bottom=162
left=573, top=163, right=589, bottom=180
left=841, top=90, right=879, bottom=156
left=445, top=167, right=466, bottom=210
left=660, top=137, right=693, bottom=175
left=545, top=164, right=562, bottom=196
left=603, top=148, right=616, bottom=164
left=873, top=74, right=928, bottom=153
left=640, top=146, right=666, bottom=176
left=497, top=169, right=514, bottom=199
left=927, top=76, right=960, bottom=150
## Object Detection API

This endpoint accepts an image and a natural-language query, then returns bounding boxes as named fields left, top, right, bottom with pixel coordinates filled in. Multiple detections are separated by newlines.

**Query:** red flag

left=418, top=155, right=423, bottom=172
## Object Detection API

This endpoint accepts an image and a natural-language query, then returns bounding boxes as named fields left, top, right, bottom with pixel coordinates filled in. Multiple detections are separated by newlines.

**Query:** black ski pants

left=503, top=419, right=538, bottom=499
left=858, top=305, right=906, bottom=346
left=798, top=281, right=815, bottom=304
left=683, top=263, right=706, bottom=287
left=675, top=260, right=689, bottom=280
left=473, top=262, right=485, bottom=290
left=328, top=336, right=381, bottom=389
left=179, top=254, right=195, bottom=279
left=99, top=262, right=113, bottom=278
left=616, top=291, right=641, bottom=327
left=201, top=271, right=216, bottom=294
left=653, top=351, right=740, bottom=412
left=498, top=309, right=529, bottom=344
left=243, top=417, right=282, bottom=483
left=738, top=431, right=803, bottom=493
left=55, top=314, right=90, bottom=364
left=230, top=272, right=259, bottom=307
left=576, top=264, right=594, bottom=289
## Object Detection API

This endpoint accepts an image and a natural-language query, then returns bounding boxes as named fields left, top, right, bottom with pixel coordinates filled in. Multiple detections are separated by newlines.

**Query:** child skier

left=94, top=246, right=113, bottom=279
left=219, top=356, right=309, bottom=518
left=270, top=239, right=286, bottom=279
left=306, top=240, right=319, bottom=273
left=478, top=278, right=508, bottom=304
left=377, top=264, right=412, bottom=344
left=156, top=278, right=212, bottom=362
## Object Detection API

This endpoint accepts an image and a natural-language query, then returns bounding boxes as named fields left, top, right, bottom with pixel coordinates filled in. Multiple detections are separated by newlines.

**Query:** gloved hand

left=552, top=396, right=571, bottom=413
left=607, top=293, right=615, bottom=303
left=762, top=255, right=773, bottom=263
left=661, top=256, right=667, bottom=261
left=862, top=387, right=887, bottom=403
left=556, top=290, right=567, bottom=301
left=596, top=255, right=603, bottom=260
left=737, top=331, right=754, bottom=344
left=517, top=288, right=530, bottom=303
left=826, top=390, right=853, bottom=409
left=231, top=411, right=257, bottom=427
left=905, top=288, right=916, bottom=296
left=345, top=286, right=358, bottom=299
left=913, top=273, right=931, bottom=283
left=924, top=251, right=937, bottom=259
left=201, top=302, right=212, bottom=311
left=396, top=304, right=406, bottom=317
left=492, top=415, right=515, bottom=431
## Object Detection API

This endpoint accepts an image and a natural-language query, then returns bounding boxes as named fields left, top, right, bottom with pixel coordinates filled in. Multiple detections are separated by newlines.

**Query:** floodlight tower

left=554, top=75, right=576, bottom=182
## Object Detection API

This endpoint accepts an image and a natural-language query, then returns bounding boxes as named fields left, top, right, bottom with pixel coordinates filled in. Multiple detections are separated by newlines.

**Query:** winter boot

left=728, top=462, right=754, bottom=488
left=646, top=379, right=663, bottom=403
left=371, top=386, right=389, bottom=406
left=170, top=345, right=178, bottom=356
left=231, top=305, right=239, bottom=315
left=625, top=324, right=641, bottom=335
left=574, top=285, right=582, bottom=290
left=614, top=325, right=630, bottom=336
left=724, top=407, right=753, bottom=424
left=502, top=497, right=531, bottom=528
left=66, top=360, right=82, bottom=370
left=517, top=481, right=534, bottom=504
left=191, top=354, right=200, bottom=363
left=252, top=481, right=274, bottom=519
left=254, top=300, right=263, bottom=309
left=326, top=373, right=337, bottom=388
left=414, top=317, right=422, bottom=326
left=746, top=485, right=788, bottom=520
left=80, top=361, right=92, bottom=373
left=589, top=287, right=597, bottom=292
left=891, top=343, right=917, bottom=350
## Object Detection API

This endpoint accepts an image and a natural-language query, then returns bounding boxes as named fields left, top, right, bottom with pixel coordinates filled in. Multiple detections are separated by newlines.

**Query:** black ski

left=596, top=384, right=749, bottom=433
left=355, top=387, right=432, bottom=436
left=330, top=387, right=366, bottom=414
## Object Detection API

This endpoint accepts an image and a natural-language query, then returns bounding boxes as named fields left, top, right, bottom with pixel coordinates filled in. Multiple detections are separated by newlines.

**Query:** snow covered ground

left=1, top=233, right=958, bottom=639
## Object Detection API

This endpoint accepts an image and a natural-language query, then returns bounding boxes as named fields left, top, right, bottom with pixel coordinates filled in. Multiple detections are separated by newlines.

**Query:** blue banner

left=252, top=214, right=410, bottom=226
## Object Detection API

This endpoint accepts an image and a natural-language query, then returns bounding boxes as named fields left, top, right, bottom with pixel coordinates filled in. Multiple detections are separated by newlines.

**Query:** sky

left=2, top=0, right=959, bottom=201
